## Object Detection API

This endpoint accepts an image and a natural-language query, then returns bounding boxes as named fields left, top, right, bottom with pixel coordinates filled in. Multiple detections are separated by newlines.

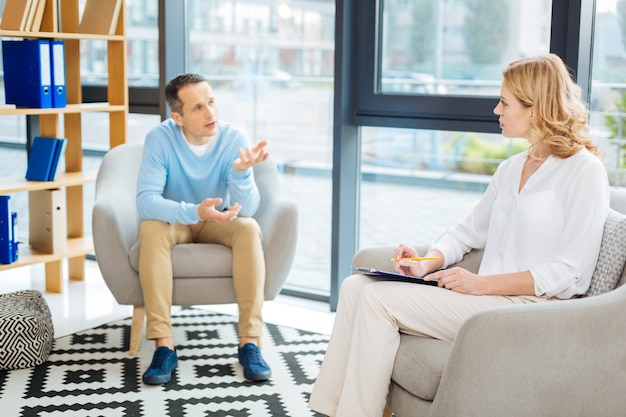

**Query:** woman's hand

left=392, top=244, right=443, bottom=278
left=425, top=267, right=486, bottom=295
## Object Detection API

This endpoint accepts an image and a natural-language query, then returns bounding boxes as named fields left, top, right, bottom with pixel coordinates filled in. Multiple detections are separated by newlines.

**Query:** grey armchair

left=92, top=142, right=298, bottom=355
left=352, top=188, right=626, bottom=417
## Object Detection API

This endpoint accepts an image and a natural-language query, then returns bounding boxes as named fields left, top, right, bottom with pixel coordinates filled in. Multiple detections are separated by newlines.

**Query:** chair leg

left=383, top=406, right=393, bottom=417
left=129, top=306, right=145, bottom=356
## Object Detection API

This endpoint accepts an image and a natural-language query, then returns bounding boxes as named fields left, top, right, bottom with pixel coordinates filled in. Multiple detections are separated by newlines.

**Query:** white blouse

left=431, top=149, right=610, bottom=299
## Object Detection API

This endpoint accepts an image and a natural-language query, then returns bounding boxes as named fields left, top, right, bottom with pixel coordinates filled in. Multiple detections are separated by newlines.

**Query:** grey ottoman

left=0, top=290, right=54, bottom=370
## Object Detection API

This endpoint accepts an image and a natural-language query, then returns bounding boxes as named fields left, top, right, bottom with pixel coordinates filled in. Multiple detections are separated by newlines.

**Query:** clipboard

left=351, top=266, right=438, bottom=286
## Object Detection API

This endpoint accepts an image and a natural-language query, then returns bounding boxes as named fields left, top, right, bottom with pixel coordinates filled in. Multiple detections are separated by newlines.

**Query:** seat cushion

left=0, top=290, right=54, bottom=370
left=391, top=334, right=452, bottom=401
left=585, top=209, right=626, bottom=297
left=129, top=241, right=233, bottom=277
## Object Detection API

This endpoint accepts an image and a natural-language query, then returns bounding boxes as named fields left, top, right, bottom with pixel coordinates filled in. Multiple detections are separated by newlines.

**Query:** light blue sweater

left=136, top=119, right=260, bottom=224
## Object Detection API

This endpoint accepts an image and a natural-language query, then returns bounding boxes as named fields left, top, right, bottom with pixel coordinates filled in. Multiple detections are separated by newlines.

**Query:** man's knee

left=139, top=220, right=170, bottom=239
left=233, top=218, right=263, bottom=241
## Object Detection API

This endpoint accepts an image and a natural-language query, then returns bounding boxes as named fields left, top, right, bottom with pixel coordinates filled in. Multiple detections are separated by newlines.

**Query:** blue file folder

left=0, top=196, right=14, bottom=265
left=2, top=39, right=53, bottom=108
left=11, top=212, right=18, bottom=263
left=48, top=138, right=68, bottom=180
left=50, top=40, right=67, bottom=108
left=26, top=137, right=62, bottom=181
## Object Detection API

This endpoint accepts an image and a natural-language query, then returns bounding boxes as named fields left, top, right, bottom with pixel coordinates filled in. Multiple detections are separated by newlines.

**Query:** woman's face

left=493, top=83, right=533, bottom=139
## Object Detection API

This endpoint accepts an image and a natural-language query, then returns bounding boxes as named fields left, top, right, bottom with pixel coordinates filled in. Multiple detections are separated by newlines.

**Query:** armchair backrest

left=609, top=188, right=626, bottom=287
left=93, top=142, right=298, bottom=304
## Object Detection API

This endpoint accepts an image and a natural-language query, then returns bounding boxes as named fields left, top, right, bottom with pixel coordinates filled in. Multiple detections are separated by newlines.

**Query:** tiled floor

left=0, top=260, right=336, bottom=339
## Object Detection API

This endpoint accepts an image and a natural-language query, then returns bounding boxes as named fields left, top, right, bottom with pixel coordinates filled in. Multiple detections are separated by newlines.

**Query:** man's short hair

left=165, top=73, right=208, bottom=114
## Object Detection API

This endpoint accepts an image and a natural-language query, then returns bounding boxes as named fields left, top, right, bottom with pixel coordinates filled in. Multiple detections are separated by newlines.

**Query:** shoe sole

left=243, top=369, right=272, bottom=381
left=142, top=362, right=178, bottom=385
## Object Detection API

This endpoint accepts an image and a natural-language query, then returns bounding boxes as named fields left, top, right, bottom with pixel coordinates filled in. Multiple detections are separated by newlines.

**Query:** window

left=355, top=0, right=555, bottom=131
left=186, top=0, right=336, bottom=296
left=359, top=126, right=525, bottom=249
left=379, top=0, right=551, bottom=97
left=590, top=0, right=626, bottom=186
left=329, top=0, right=598, bottom=309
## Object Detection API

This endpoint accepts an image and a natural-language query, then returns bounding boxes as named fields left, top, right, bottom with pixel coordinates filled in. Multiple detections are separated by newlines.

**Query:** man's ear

left=171, top=111, right=183, bottom=126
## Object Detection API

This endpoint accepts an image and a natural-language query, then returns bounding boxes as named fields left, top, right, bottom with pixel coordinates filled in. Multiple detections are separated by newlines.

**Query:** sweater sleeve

left=227, top=167, right=260, bottom=217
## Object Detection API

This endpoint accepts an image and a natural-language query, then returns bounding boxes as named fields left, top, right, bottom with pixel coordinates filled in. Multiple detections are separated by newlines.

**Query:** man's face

left=171, top=81, right=219, bottom=144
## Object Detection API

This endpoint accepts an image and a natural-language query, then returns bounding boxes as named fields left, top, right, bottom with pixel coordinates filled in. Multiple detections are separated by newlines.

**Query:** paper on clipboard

left=350, top=266, right=438, bottom=286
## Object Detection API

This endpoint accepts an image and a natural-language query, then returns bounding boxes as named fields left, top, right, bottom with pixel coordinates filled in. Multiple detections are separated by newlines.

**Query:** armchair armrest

left=352, top=245, right=431, bottom=272
left=430, top=284, right=626, bottom=417
left=253, top=159, right=298, bottom=298
left=352, top=245, right=484, bottom=274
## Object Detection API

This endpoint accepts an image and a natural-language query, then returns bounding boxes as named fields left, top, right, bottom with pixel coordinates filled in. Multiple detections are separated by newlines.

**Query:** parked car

left=381, top=71, right=446, bottom=95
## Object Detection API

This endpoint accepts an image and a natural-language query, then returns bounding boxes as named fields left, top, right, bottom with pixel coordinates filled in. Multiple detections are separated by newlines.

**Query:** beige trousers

left=138, top=218, right=265, bottom=341
left=308, top=274, right=547, bottom=417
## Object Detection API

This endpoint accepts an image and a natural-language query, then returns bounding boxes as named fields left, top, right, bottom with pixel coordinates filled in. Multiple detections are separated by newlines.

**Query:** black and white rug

left=0, top=308, right=330, bottom=416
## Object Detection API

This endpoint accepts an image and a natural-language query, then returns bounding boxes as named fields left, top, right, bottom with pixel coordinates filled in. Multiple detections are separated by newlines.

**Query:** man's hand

left=232, top=141, right=269, bottom=171
left=198, top=198, right=241, bottom=223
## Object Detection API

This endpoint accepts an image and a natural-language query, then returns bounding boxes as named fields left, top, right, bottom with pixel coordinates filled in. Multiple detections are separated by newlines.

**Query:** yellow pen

left=390, top=257, right=440, bottom=262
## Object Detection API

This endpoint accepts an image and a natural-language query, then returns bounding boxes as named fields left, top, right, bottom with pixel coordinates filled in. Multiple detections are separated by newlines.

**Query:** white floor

left=0, top=260, right=335, bottom=339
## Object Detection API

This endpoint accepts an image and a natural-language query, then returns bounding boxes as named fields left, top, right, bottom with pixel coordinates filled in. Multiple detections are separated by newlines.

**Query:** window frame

left=352, top=0, right=587, bottom=133
left=329, top=0, right=594, bottom=310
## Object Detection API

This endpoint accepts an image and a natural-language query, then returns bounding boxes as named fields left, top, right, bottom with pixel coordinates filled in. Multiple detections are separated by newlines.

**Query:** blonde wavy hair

left=502, top=53, right=600, bottom=159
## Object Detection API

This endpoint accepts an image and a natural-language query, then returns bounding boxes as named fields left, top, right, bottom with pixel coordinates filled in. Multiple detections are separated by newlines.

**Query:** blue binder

left=48, top=138, right=68, bottom=180
left=2, top=39, right=53, bottom=108
left=11, top=212, right=18, bottom=263
left=25, top=137, right=58, bottom=181
left=50, top=40, right=67, bottom=108
left=0, top=196, right=14, bottom=265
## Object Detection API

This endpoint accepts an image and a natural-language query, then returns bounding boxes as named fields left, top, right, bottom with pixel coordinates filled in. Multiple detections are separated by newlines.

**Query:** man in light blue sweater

left=136, top=73, right=270, bottom=384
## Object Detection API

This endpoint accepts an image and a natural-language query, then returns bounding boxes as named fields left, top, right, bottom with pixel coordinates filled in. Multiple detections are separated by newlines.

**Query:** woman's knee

left=338, top=275, right=374, bottom=304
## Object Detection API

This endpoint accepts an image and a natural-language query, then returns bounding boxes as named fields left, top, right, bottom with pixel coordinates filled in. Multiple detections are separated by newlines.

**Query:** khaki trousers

left=138, top=218, right=265, bottom=342
left=309, top=274, right=547, bottom=417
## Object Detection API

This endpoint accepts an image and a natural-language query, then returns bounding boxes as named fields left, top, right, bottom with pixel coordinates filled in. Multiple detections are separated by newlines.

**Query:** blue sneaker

left=142, top=346, right=178, bottom=385
left=238, top=343, right=271, bottom=381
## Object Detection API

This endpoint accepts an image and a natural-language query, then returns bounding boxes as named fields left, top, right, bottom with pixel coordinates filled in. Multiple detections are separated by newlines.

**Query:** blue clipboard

left=350, top=266, right=438, bottom=286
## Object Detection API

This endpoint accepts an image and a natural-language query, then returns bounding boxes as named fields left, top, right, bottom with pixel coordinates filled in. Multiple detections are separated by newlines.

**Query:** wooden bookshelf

left=1, top=170, right=97, bottom=194
left=0, top=0, right=128, bottom=293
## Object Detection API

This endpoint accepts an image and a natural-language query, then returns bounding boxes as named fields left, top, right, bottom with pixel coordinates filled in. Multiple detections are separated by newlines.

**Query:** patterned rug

left=0, top=308, right=330, bottom=416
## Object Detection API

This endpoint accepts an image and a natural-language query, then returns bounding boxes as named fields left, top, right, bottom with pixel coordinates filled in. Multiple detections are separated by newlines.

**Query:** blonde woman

left=309, top=54, right=610, bottom=417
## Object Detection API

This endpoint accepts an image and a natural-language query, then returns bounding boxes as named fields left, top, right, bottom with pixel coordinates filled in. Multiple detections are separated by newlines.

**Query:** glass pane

left=80, top=0, right=159, bottom=87
left=379, top=0, right=552, bottom=96
left=590, top=0, right=626, bottom=186
left=360, top=126, right=526, bottom=248
left=187, top=0, right=336, bottom=296
left=0, top=115, right=25, bottom=145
